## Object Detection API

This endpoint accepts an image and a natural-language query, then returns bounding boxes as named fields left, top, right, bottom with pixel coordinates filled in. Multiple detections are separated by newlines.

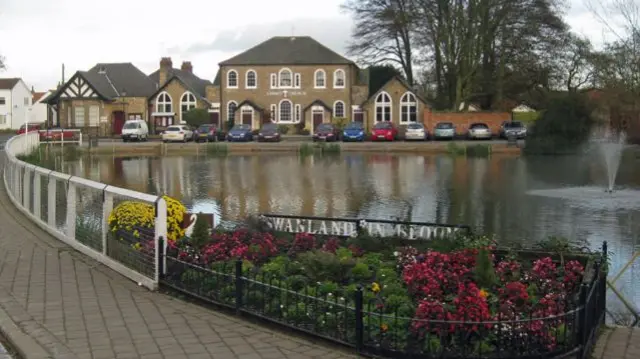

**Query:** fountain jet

left=593, top=129, right=626, bottom=192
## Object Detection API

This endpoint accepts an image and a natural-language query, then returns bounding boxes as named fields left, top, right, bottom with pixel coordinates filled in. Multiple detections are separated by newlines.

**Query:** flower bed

left=157, top=227, right=600, bottom=358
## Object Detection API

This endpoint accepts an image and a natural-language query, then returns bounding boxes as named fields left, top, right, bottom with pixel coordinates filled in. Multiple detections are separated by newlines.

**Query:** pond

left=50, top=150, right=640, bottom=321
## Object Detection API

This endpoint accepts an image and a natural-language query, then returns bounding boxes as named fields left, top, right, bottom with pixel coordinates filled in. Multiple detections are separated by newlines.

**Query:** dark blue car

left=342, top=121, right=365, bottom=141
left=226, top=124, right=253, bottom=142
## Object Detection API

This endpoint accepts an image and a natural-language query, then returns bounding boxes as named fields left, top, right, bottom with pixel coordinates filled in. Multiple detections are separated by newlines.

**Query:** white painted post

left=47, top=176, right=56, bottom=227
left=102, top=190, right=113, bottom=255
left=66, top=180, right=76, bottom=239
left=79, top=132, right=83, bottom=146
left=33, top=172, right=41, bottom=219
left=22, top=168, right=30, bottom=210
left=14, top=167, right=21, bottom=205
left=154, top=197, right=168, bottom=284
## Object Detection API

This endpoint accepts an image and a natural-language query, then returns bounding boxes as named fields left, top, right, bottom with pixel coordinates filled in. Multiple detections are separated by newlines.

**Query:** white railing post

left=47, top=175, right=56, bottom=227
left=102, top=190, right=113, bottom=255
left=79, top=132, right=83, bottom=146
left=22, top=167, right=30, bottom=209
left=14, top=166, right=21, bottom=205
left=154, top=197, right=168, bottom=284
left=66, top=179, right=76, bottom=239
left=33, top=172, right=41, bottom=219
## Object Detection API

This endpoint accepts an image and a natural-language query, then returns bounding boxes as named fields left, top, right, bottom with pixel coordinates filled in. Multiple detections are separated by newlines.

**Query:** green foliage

left=466, top=144, right=491, bottom=157
left=188, top=213, right=210, bottom=250
left=183, top=108, right=210, bottom=127
left=331, top=117, right=348, bottom=131
left=277, top=124, right=290, bottom=134
left=524, top=93, right=595, bottom=155
left=474, top=248, right=498, bottom=288
left=298, top=142, right=341, bottom=156
left=350, top=262, right=373, bottom=282
left=297, top=250, right=355, bottom=283
left=367, top=65, right=401, bottom=95
left=512, top=111, right=541, bottom=124
left=446, top=142, right=466, bottom=156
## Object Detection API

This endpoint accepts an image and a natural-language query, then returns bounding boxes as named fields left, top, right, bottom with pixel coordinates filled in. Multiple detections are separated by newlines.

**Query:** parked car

left=342, top=121, right=365, bottom=142
left=500, top=121, right=527, bottom=139
left=17, top=123, right=43, bottom=135
left=161, top=125, right=193, bottom=143
left=371, top=121, right=398, bottom=141
left=121, top=119, right=149, bottom=142
left=39, top=127, right=77, bottom=142
left=257, top=123, right=281, bottom=142
left=404, top=122, right=428, bottom=141
left=467, top=123, right=492, bottom=140
left=433, top=122, right=456, bottom=140
left=195, top=124, right=218, bottom=142
left=312, top=123, right=340, bottom=142
left=226, top=124, right=253, bottom=142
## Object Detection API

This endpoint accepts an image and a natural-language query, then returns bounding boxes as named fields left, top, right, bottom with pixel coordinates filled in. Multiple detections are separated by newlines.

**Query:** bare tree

left=342, top=0, right=417, bottom=85
left=552, top=34, right=595, bottom=91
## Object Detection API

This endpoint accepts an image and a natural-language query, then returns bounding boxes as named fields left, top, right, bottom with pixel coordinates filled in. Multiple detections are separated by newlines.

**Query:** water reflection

left=56, top=151, right=640, bottom=313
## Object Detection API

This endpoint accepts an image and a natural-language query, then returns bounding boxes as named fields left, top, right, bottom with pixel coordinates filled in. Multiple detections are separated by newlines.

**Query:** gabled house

left=31, top=89, right=57, bottom=125
left=148, top=58, right=214, bottom=131
left=43, top=63, right=156, bottom=136
left=0, top=78, right=33, bottom=130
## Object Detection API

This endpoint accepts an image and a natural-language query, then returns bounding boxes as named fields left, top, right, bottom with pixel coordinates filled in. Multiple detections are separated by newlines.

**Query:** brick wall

left=423, top=111, right=511, bottom=135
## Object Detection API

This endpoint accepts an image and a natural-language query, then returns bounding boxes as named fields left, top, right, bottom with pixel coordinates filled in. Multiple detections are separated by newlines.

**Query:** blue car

left=226, top=124, right=253, bottom=142
left=342, top=122, right=365, bottom=141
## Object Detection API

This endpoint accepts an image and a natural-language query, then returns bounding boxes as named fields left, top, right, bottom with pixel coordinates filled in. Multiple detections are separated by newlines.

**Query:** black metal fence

left=158, top=239, right=608, bottom=359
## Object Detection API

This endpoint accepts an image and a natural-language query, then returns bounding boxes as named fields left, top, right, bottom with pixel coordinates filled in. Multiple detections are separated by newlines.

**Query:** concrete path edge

left=0, top=306, right=50, bottom=359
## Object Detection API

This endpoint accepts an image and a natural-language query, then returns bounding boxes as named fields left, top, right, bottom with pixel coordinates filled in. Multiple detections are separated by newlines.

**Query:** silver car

left=467, top=123, right=492, bottom=140
left=433, top=122, right=456, bottom=140
left=404, top=123, right=428, bottom=140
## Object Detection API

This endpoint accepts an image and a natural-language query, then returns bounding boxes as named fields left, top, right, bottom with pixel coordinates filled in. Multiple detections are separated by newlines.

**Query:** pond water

left=51, top=150, right=640, bottom=321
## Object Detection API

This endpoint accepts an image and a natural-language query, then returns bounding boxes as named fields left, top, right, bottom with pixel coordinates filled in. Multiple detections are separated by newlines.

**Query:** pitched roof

left=83, top=63, right=156, bottom=98
left=361, top=76, right=430, bottom=106
left=219, top=36, right=354, bottom=66
left=212, top=70, right=221, bottom=86
left=0, top=78, right=21, bottom=90
left=149, top=67, right=212, bottom=99
left=32, top=91, right=47, bottom=103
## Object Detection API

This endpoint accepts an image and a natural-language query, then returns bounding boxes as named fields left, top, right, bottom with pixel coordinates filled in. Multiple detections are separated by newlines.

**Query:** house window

left=181, top=92, right=197, bottom=117
left=227, top=101, right=237, bottom=123
left=156, top=92, right=172, bottom=113
left=279, top=100, right=292, bottom=123
left=334, top=101, right=345, bottom=118
left=279, top=68, right=293, bottom=87
left=294, top=73, right=301, bottom=88
left=227, top=70, right=238, bottom=88
left=24, top=97, right=29, bottom=106
left=0, top=115, right=5, bottom=125
left=246, top=70, right=257, bottom=88
left=270, top=104, right=276, bottom=122
left=400, top=92, right=417, bottom=123
left=74, top=106, right=85, bottom=127
left=375, top=92, right=391, bottom=122
left=270, top=74, right=277, bottom=88
left=89, top=106, right=99, bottom=126
left=0, top=97, right=5, bottom=105
left=295, top=104, right=301, bottom=122
left=314, top=69, right=326, bottom=88
left=333, top=69, right=345, bottom=88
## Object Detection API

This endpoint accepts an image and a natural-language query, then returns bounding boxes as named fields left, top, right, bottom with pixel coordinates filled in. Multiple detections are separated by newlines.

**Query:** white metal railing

left=2, top=132, right=166, bottom=290
left=38, top=128, right=83, bottom=145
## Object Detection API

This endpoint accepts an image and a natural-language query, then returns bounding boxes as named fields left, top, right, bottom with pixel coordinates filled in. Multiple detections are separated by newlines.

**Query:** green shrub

left=350, top=262, right=372, bottom=282
left=446, top=142, right=466, bottom=156
left=188, top=213, right=210, bottom=250
left=278, top=124, right=290, bottom=134
left=466, top=144, right=491, bottom=157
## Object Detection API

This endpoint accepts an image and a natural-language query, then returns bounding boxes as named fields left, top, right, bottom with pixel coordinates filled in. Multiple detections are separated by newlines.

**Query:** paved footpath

left=0, top=153, right=637, bottom=359
left=0, top=158, right=357, bottom=358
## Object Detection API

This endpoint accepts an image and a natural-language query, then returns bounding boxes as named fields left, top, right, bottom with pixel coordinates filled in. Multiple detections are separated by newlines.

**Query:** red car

left=16, top=123, right=42, bottom=134
left=371, top=121, right=398, bottom=141
left=39, top=127, right=78, bottom=142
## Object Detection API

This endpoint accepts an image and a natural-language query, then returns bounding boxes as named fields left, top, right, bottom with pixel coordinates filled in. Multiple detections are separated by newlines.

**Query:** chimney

left=159, top=57, right=172, bottom=85
left=181, top=61, right=193, bottom=73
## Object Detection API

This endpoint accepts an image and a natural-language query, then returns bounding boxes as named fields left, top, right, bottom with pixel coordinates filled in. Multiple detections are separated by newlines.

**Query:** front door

left=210, top=112, right=220, bottom=127
left=242, top=112, right=252, bottom=126
left=113, top=111, right=125, bottom=135
left=312, top=111, right=323, bottom=131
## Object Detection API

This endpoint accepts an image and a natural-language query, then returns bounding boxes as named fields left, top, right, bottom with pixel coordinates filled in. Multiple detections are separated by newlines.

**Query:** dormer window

left=333, top=69, right=345, bottom=88
left=278, top=68, right=293, bottom=88
left=98, top=66, right=107, bottom=74
left=227, top=70, right=238, bottom=88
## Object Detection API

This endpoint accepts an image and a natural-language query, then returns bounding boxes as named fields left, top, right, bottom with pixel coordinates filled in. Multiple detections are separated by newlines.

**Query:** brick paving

left=0, top=156, right=357, bottom=358
left=592, top=327, right=640, bottom=359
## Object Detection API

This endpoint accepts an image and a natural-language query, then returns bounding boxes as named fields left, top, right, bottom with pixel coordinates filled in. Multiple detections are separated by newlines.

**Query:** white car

left=162, top=125, right=193, bottom=143
left=121, top=119, right=149, bottom=142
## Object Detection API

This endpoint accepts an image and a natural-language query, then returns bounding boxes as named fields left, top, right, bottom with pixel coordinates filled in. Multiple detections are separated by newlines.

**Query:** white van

left=121, top=120, right=149, bottom=142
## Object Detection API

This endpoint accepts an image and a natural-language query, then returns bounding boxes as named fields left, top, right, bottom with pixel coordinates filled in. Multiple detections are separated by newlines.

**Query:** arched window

left=333, top=69, right=345, bottom=88
left=227, top=70, right=238, bottom=88
left=180, top=92, right=197, bottom=115
left=278, top=68, right=292, bottom=87
left=314, top=69, right=326, bottom=88
left=375, top=92, right=391, bottom=122
left=333, top=101, right=345, bottom=118
left=279, top=100, right=292, bottom=123
left=227, top=101, right=237, bottom=123
left=400, top=92, right=417, bottom=123
left=246, top=70, right=257, bottom=88
left=156, top=92, right=172, bottom=113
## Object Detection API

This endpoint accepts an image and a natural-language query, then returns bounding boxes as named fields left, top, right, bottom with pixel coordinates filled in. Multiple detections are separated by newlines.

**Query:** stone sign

left=259, top=215, right=469, bottom=240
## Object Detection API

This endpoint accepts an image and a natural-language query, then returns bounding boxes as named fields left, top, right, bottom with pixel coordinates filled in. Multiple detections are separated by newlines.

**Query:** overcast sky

left=0, top=0, right=625, bottom=92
